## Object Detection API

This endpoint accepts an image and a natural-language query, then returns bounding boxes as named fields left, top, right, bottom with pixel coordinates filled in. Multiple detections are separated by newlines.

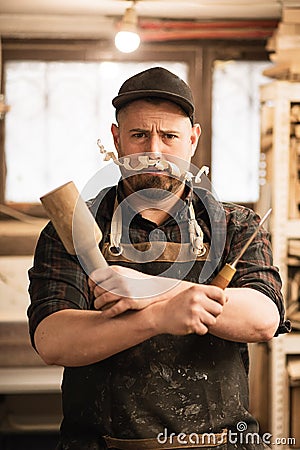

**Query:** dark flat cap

left=112, top=67, right=195, bottom=123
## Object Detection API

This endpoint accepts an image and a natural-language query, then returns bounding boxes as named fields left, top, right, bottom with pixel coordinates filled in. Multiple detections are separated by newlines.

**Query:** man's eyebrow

left=128, top=128, right=148, bottom=132
left=128, top=128, right=180, bottom=134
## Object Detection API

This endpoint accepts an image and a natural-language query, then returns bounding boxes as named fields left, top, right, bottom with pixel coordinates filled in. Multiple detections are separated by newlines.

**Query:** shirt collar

left=116, top=179, right=192, bottom=225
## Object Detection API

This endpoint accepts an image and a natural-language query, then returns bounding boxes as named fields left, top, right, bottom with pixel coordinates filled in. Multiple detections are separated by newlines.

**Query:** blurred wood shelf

left=257, top=80, right=300, bottom=449
left=0, top=367, right=63, bottom=394
left=0, top=219, right=47, bottom=255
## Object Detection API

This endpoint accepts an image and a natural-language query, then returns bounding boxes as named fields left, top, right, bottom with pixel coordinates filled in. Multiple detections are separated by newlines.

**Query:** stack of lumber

left=264, top=5, right=300, bottom=80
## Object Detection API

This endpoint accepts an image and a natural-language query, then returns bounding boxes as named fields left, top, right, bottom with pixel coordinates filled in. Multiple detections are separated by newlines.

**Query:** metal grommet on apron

left=109, top=198, right=123, bottom=256
left=188, top=203, right=206, bottom=257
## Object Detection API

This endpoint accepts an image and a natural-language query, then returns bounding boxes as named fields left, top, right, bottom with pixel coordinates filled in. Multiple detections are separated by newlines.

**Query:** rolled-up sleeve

left=27, top=221, right=91, bottom=349
left=224, top=206, right=291, bottom=336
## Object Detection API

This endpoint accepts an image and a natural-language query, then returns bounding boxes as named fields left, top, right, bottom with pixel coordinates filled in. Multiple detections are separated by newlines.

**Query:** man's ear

left=190, top=123, right=201, bottom=156
left=111, top=123, right=120, bottom=153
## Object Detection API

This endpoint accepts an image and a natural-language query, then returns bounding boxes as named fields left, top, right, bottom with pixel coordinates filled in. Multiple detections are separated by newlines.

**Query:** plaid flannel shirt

left=28, top=184, right=290, bottom=347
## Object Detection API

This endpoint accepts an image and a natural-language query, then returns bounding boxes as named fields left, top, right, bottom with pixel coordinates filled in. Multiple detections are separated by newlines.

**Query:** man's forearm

left=34, top=308, right=158, bottom=367
left=34, top=286, right=279, bottom=367
left=208, top=287, right=280, bottom=342
left=96, top=275, right=280, bottom=343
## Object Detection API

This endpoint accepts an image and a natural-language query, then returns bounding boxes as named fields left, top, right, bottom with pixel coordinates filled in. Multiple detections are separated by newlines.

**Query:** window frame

left=1, top=38, right=269, bottom=217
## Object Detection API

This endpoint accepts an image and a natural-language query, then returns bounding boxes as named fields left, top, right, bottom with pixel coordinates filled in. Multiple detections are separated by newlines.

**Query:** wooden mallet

left=40, top=181, right=108, bottom=275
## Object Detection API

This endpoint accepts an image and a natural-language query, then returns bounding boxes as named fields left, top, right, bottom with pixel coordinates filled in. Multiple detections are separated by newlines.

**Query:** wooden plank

left=0, top=256, right=35, bottom=322
left=0, top=321, right=42, bottom=367
left=289, top=136, right=300, bottom=219
left=0, top=121, right=5, bottom=204
left=273, top=34, right=300, bottom=51
left=263, top=62, right=300, bottom=81
left=289, top=238, right=300, bottom=256
left=270, top=49, right=300, bottom=63
left=0, top=366, right=63, bottom=394
left=0, top=220, right=47, bottom=255
left=282, top=8, right=300, bottom=24
left=278, top=22, right=300, bottom=35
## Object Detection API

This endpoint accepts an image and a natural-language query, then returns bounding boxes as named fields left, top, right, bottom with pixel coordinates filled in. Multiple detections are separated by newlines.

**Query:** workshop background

left=0, top=1, right=300, bottom=449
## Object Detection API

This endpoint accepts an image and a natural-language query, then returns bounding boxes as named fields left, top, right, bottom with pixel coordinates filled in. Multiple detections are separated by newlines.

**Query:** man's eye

left=165, top=134, right=178, bottom=140
left=132, top=132, right=146, bottom=138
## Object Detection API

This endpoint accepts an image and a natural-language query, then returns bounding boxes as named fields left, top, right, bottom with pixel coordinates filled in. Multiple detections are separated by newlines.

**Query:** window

left=211, top=60, right=272, bottom=203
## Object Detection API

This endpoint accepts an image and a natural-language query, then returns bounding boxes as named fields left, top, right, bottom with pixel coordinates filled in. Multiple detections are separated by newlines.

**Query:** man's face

left=111, top=99, right=201, bottom=197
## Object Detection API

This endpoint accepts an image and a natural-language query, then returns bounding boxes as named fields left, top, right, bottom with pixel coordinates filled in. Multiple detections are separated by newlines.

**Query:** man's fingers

left=92, top=277, right=124, bottom=299
left=89, top=266, right=115, bottom=284
left=94, top=292, right=121, bottom=310
left=204, top=286, right=228, bottom=305
left=100, top=298, right=135, bottom=318
left=201, top=297, right=224, bottom=317
left=88, top=278, right=96, bottom=290
left=194, top=323, right=209, bottom=336
left=88, top=268, right=114, bottom=295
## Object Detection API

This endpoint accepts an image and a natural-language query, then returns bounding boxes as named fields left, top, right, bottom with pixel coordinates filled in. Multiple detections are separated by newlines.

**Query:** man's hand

left=154, top=284, right=227, bottom=336
left=88, top=266, right=227, bottom=336
left=88, top=265, right=184, bottom=318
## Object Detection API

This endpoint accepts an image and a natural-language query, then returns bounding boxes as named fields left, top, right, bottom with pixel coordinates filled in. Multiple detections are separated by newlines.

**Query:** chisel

left=211, top=208, right=272, bottom=289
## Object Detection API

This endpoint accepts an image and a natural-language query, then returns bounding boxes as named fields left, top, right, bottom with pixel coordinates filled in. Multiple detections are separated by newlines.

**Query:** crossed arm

left=34, top=265, right=280, bottom=367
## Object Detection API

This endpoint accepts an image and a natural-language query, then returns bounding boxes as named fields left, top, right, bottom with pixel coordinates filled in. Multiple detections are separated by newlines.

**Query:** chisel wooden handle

left=210, top=263, right=236, bottom=290
left=40, top=181, right=107, bottom=274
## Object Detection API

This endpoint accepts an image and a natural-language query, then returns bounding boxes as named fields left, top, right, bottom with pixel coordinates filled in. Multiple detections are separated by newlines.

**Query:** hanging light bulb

left=115, top=3, right=141, bottom=53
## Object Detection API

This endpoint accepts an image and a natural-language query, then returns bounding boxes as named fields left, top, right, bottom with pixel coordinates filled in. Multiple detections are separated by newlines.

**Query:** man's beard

left=124, top=172, right=183, bottom=200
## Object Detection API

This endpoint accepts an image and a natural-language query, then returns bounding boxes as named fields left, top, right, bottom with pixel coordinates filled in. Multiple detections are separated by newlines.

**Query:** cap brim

left=112, top=89, right=194, bottom=119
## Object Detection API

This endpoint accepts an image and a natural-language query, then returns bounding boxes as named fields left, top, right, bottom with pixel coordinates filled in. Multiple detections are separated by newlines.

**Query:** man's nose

left=148, top=134, right=162, bottom=157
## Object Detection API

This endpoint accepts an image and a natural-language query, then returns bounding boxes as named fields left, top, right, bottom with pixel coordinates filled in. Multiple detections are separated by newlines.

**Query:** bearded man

left=28, top=67, right=289, bottom=450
